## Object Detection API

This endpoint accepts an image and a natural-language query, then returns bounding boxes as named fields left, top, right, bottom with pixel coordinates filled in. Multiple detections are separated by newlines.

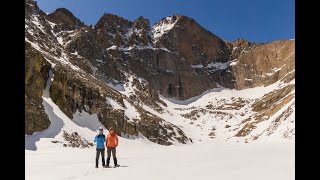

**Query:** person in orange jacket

left=105, top=127, right=120, bottom=167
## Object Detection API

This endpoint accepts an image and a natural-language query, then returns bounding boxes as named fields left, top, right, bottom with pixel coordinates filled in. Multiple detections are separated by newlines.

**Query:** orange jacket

left=106, top=131, right=118, bottom=148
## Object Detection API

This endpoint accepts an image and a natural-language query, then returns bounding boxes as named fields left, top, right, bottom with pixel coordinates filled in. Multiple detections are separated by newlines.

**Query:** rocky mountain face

left=25, top=43, right=50, bottom=134
left=25, top=0, right=294, bottom=144
left=46, top=8, right=85, bottom=31
left=230, top=39, right=295, bottom=89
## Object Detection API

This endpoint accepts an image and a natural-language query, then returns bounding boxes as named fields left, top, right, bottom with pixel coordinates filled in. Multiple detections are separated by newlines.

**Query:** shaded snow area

left=191, top=64, right=204, bottom=69
left=191, top=60, right=239, bottom=71
left=207, top=61, right=230, bottom=70
left=106, top=43, right=174, bottom=54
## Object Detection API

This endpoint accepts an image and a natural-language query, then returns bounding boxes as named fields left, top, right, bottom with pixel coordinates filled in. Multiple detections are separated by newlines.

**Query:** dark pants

left=96, top=148, right=105, bottom=167
left=107, top=147, right=116, bottom=157
left=106, top=147, right=118, bottom=166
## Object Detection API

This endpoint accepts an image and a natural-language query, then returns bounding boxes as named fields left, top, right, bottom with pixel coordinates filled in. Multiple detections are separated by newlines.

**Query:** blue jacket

left=94, top=134, right=106, bottom=149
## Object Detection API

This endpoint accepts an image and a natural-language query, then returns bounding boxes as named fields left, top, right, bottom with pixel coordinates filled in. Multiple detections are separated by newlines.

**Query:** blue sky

left=35, top=0, right=294, bottom=43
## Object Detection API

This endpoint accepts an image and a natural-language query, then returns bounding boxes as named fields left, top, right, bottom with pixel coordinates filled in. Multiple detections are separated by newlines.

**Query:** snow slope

left=138, top=79, right=294, bottom=143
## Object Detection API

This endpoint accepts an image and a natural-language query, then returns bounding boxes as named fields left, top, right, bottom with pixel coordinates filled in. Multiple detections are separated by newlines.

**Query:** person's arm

left=94, top=135, right=97, bottom=142
left=105, top=135, right=108, bottom=147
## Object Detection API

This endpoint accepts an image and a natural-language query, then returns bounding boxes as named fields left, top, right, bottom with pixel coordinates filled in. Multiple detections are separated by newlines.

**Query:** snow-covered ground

left=25, top=70, right=294, bottom=180
left=26, top=139, right=294, bottom=180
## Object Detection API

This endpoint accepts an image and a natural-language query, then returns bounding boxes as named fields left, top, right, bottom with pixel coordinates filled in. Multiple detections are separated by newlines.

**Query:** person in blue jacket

left=94, top=127, right=106, bottom=168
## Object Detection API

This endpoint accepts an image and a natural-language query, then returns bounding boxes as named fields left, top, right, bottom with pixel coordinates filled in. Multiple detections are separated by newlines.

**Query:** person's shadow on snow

left=25, top=99, right=64, bottom=151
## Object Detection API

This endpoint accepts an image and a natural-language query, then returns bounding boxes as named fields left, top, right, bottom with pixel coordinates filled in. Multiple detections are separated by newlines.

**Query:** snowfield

left=26, top=140, right=294, bottom=180
left=25, top=71, right=294, bottom=180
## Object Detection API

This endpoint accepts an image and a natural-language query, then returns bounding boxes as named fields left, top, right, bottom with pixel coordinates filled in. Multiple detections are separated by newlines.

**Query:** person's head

left=109, top=127, right=114, bottom=134
left=99, top=127, right=103, bottom=134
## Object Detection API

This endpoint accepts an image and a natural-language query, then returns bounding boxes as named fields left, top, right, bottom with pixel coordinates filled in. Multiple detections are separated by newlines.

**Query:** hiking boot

left=106, top=157, right=110, bottom=167
left=114, top=157, right=118, bottom=166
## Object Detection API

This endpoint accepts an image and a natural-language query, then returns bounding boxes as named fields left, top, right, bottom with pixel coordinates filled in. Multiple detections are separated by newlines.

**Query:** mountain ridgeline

left=25, top=0, right=295, bottom=145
